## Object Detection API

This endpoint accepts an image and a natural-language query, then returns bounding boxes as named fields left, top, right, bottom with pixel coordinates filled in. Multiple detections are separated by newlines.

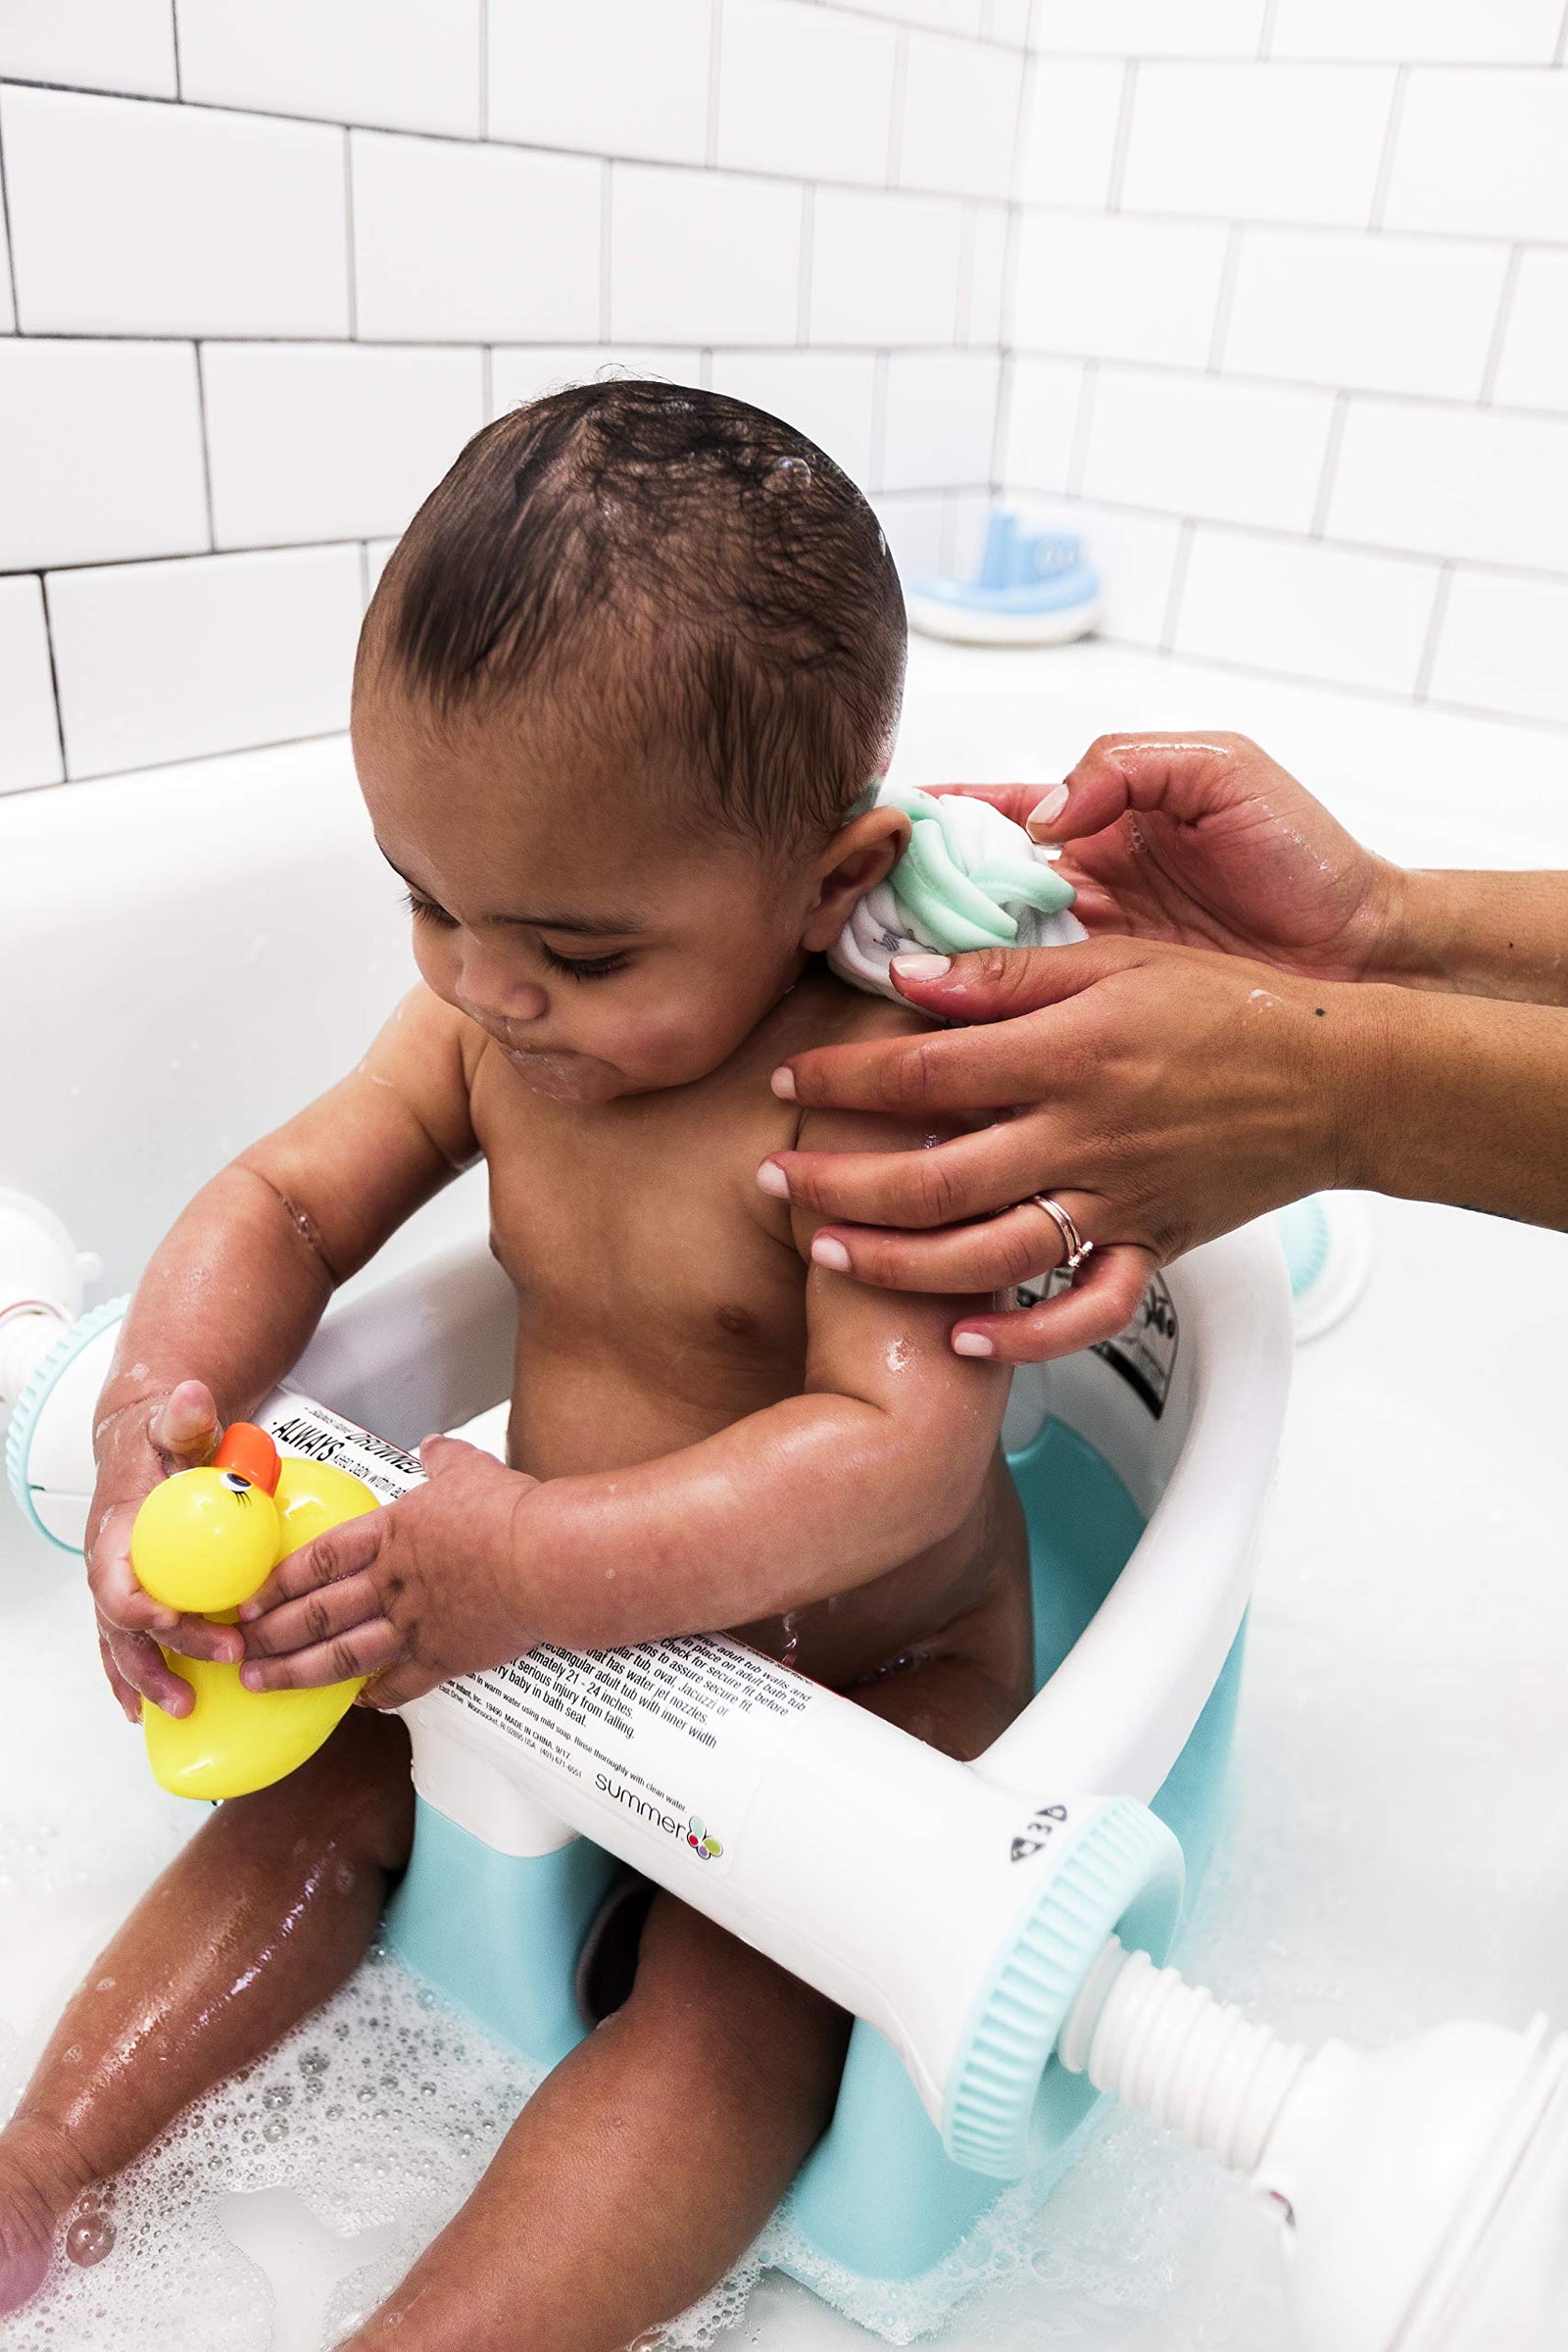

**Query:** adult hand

left=85, top=1377, right=244, bottom=1723
left=765, top=937, right=1386, bottom=1362
left=938, top=732, right=1406, bottom=979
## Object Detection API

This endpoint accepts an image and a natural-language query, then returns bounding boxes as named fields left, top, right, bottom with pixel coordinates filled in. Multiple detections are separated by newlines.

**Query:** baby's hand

left=86, top=1378, right=248, bottom=1724
left=237, top=1435, right=541, bottom=1710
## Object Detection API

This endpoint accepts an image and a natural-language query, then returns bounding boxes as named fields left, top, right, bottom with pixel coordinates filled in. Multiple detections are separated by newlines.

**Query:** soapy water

left=0, top=1932, right=1285, bottom=2352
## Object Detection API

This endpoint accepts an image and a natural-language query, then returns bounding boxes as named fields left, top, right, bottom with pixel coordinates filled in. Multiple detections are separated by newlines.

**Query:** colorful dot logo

left=686, top=1815, right=722, bottom=1860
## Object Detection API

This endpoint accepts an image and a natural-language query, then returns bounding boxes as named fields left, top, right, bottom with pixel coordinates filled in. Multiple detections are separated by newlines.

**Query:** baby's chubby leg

left=0, top=1709, right=414, bottom=2315
left=347, top=1649, right=1022, bottom=2352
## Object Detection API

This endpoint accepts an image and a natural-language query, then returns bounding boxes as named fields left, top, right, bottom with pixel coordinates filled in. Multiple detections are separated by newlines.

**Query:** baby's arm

left=240, top=1103, right=1010, bottom=1703
left=90, top=986, right=477, bottom=1720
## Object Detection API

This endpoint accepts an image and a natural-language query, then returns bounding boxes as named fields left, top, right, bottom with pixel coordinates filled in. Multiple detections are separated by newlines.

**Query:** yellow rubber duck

left=131, top=1422, right=378, bottom=1801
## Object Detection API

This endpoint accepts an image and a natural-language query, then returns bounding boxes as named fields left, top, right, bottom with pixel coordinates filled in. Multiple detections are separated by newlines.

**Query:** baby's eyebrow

left=378, top=849, right=645, bottom=938
left=493, top=910, right=646, bottom=938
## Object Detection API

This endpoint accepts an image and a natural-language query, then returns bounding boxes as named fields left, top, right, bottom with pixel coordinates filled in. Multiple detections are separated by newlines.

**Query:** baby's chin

left=499, top=1045, right=627, bottom=1104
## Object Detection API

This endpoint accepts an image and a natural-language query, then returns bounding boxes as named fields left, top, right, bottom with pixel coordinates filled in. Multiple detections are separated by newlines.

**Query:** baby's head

left=353, top=380, right=909, bottom=1103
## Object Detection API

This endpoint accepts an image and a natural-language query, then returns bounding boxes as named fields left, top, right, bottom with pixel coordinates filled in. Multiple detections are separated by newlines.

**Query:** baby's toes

left=0, top=2153, right=61, bottom=2314
left=0, top=2124, right=101, bottom=2315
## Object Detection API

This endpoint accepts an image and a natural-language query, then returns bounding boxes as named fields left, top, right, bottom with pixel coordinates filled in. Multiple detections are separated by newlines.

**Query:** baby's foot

left=0, top=2119, right=96, bottom=2315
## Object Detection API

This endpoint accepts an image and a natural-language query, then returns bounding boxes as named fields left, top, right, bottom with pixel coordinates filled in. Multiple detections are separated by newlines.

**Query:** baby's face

left=354, top=679, right=849, bottom=1104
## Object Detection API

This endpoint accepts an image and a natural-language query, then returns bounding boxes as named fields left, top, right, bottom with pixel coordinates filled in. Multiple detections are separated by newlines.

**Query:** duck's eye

left=220, top=1470, right=252, bottom=1494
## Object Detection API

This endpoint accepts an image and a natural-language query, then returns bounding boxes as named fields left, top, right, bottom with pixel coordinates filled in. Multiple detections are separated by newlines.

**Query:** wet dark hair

left=360, top=378, right=906, bottom=852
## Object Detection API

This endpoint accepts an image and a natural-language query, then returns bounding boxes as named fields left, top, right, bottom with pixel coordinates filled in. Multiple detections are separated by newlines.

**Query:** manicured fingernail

left=756, top=1158, right=790, bottom=1199
left=240, top=1665, right=263, bottom=1690
left=770, top=1065, right=797, bottom=1101
left=953, top=1331, right=995, bottom=1357
left=890, top=954, right=952, bottom=982
left=1026, top=784, right=1069, bottom=838
left=811, top=1236, right=852, bottom=1272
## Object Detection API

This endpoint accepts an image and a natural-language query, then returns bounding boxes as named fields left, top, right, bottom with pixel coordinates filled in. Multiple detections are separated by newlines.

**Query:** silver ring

left=1028, top=1194, right=1093, bottom=1274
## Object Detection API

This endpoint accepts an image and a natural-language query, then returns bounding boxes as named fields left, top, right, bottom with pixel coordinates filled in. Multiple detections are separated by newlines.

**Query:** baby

left=0, top=383, right=1031, bottom=2350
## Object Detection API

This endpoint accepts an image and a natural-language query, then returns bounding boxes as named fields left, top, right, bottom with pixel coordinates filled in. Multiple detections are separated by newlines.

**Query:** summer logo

left=686, top=1815, right=722, bottom=1860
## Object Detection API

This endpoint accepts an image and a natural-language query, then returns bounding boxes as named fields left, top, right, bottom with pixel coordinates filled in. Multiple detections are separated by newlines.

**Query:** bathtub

left=4, top=636, right=1568, bottom=2348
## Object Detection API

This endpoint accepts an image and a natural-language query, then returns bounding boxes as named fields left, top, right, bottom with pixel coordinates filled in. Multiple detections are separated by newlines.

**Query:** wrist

left=1370, top=868, right=1467, bottom=992
left=1316, top=979, right=1404, bottom=1193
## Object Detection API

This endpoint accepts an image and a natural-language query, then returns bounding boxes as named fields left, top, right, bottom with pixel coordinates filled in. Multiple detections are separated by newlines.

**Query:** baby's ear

left=799, top=806, right=911, bottom=952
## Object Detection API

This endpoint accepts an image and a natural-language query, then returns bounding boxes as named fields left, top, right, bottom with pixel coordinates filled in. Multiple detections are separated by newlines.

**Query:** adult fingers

left=774, top=943, right=1128, bottom=1114
left=926, top=783, right=1067, bottom=833
left=767, top=1118, right=1085, bottom=1234
left=1026, top=732, right=1258, bottom=848
left=238, top=1511, right=383, bottom=1619
left=949, top=1244, right=1156, bottom=1365
left=806, top=1190, right=1103, bottom=1295
left=241, top=1571, right=384, bottom=1660
left=240, top=1618, right=404, bottom=1694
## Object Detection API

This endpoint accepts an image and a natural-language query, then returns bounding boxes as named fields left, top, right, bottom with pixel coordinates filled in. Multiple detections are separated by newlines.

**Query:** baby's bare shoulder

left=755, top=967, right=933, bottom=1064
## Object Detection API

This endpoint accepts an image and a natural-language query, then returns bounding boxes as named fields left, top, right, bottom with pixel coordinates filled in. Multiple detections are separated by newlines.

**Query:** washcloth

left=830, top=786, right=1085, bottom=1004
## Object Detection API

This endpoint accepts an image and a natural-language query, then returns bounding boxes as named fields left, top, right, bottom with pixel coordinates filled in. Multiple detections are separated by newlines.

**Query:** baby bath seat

left=6, top=1211, right=1286, bottom=2321
left=10, top=1205, right=1568, bottom=2349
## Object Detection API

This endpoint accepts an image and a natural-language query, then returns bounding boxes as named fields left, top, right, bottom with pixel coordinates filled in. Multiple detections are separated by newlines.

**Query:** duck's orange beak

left=213, top=1421, right=281, bottom=1496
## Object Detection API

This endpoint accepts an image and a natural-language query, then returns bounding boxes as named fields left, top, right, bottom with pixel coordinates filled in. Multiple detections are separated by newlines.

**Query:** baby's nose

left=458, top=983, right=548, bottom=1031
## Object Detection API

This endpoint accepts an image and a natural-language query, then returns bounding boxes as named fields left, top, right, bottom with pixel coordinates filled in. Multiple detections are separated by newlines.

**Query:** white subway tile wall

left=1006, top=11, right=1568, bottom=729
left=0, top=0, right=1031, bottom=792
left=7, top=0, right=1568, bottom=793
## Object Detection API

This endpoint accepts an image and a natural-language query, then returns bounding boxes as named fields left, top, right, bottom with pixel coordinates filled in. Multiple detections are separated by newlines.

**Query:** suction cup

left=1275, top=1192, right=1373, bottom=1343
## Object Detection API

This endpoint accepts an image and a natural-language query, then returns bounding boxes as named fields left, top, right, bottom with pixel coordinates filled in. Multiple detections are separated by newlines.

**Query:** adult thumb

left=889, top=938, right=1137, bottom=1024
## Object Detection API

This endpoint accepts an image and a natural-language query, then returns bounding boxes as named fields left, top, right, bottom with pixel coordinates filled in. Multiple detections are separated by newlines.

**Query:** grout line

left=1105, top=61, right=1137, bottom=213
left=35, top=571, right=69, bottom=783
left=1367, top=64, right=1407, bottom=232
left=1255, top=0, right=1278, bottom=58
left=978, top=0, right=995, bottom=43
left=962, top=339, right=1568, bottom=421
left=358, top=540, right=370, bottom=607
left=477, top=0, right=488, bottom=140
left=481, top=343, right=494, bottom=417
left=954, top=204, right=976, bottom=344
left=1159, top=518, right=1194, bottom=654
left=169, top=0, right=183, bottom=99
left=1001, top=198, right=1565, bottom=254
left=0, top=109, right=19, bottom=327
left=342, top=129, right=359, bottom=338
left=193, top=341, right=218, bottom=549
left=869, top=350, right=889, bottom=493
left=1413, top=563, right=1453, bottom=703
left=1065, top=359, right=1097, bottom=494
left=600, top=161, right=614, bottom=339
left=1206, top=224, right=1243, bottom=372
left=1477, top=245, right=1523, bottom=406
left=1557, top=0, right=1568, bottom=65
left=796, top=185, right=813, bottom=344
left=706, top=0, right=724, bottom=170
left=1309, top=391, right=1348, bottom=537
left=887, top=27, right=908, bottom=188
left=699, top=346, right=713, bottom=390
